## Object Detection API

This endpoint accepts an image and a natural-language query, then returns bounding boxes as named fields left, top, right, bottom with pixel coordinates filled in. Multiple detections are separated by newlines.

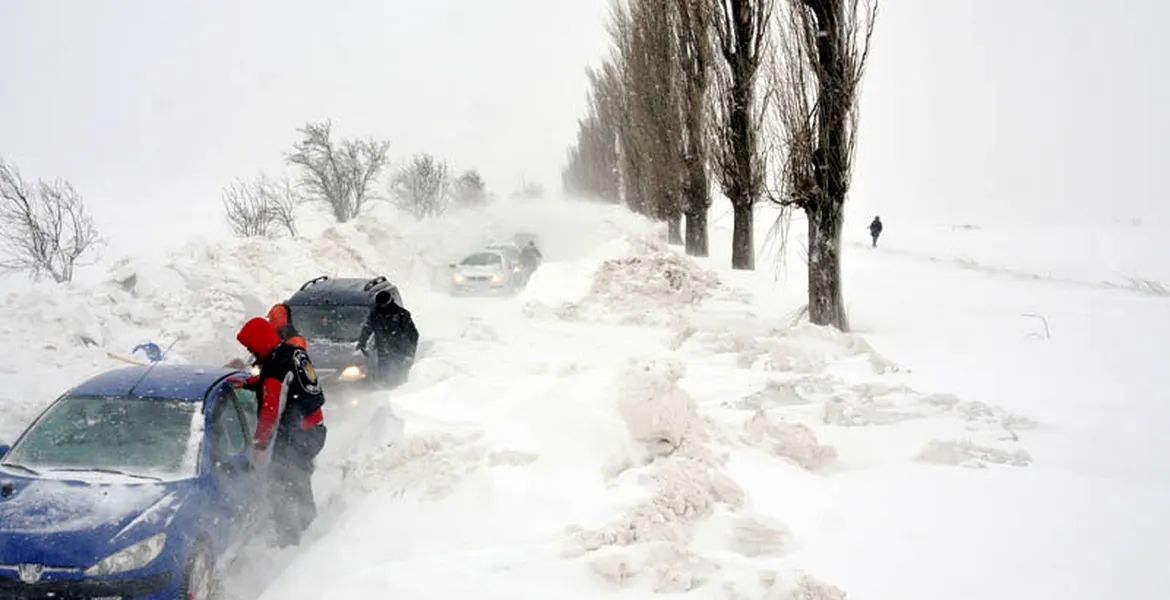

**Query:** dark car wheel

left=181, top=545, right=217, bottom=600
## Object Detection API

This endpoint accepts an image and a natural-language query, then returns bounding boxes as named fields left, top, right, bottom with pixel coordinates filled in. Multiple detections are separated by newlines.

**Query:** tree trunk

left=803, top=0, right=849, bottom=330
left=684, top=209, right=709, bottom=257
left=731, top=202, right=754, bottom=270
left=667, top=211, right=683, bottom=245
left=805, top=203, right=848, bottom=330
left=682, top=164, right=710, bottom=256
left=727, top=61, right=757, bottom=271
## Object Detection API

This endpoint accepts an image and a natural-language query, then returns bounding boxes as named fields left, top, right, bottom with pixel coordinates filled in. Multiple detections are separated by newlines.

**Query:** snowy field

left=1, top=198, right=1168, bottom=599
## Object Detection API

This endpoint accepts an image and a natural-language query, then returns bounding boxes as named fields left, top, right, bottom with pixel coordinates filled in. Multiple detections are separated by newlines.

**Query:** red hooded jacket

left=236, top=318, right=324, bottom=450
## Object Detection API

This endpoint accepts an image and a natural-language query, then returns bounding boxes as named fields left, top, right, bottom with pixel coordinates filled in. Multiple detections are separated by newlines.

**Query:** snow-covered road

left=3, top=201, right=1167, bottom=600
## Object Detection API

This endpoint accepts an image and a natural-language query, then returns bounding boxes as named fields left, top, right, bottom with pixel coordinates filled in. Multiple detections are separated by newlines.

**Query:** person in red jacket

left=267, top=303, right=308, bottom=349
left=233, top=317, right=327, bottom=547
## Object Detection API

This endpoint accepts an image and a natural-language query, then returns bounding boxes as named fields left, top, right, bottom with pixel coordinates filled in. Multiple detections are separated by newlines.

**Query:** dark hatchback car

left=283, top=275, right=403, bottom=386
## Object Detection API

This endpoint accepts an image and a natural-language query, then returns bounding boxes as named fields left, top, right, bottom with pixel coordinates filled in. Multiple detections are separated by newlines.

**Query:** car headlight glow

left=452, top=273, right=465, bottom=283
left=491, top=273, right=504, bottom=283
left=338, top=365, right=366, bottom=381
left=85, top=533, right=167, bottom=576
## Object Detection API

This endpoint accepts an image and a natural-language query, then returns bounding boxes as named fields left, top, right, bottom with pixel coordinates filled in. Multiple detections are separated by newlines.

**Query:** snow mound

left=742, top=411, right=837, bottom=470
left=730, top=513, right=794, bottom=557
left=918, top=439, right=1033, bottom=468
left=753, top=324, right=900, bottom=375
left=561, top=356, right=845, bottom=597
left=348, top=431, right=491, bottom=500
left=525, top=235, right=723, bottom=327
left=566, top=357, right=739, bottom=559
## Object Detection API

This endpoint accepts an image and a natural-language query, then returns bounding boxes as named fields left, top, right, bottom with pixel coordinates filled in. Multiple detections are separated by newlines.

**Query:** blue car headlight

left=84, top=533, right=167, bottom=576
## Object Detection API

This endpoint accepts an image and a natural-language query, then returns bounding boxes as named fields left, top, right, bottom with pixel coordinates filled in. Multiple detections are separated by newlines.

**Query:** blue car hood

left=0, top=474, right=194, bottom=568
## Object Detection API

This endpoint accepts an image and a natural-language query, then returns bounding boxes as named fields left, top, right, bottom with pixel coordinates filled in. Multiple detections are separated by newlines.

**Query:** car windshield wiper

left=0, top=462, right=40, bottom=476
left=49, top=467, right=162, bottom=481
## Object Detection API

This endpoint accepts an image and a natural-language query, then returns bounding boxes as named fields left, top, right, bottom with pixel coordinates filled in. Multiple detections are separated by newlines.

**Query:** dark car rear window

left=290, top=305, right=369, bottom=342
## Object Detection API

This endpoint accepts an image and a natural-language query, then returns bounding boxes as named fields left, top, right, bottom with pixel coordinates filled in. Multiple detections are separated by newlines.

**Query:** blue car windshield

left=2, top=395, right=201, bottom=479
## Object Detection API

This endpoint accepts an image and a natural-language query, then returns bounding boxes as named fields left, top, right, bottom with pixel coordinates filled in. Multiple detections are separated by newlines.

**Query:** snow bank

left=523, top=233, right=726, bottom=327
left=0, top=216, right=408, bottom=438
left=0, top=197, right=652, bottom=440
left=564, top=356, right=837, bottom=598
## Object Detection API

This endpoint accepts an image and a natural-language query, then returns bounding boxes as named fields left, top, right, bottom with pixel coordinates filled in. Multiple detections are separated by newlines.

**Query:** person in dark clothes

left=519, top=240, right=542, bottom=273
left=355, top=291, right=419, bottom=389
left=232, top=317, right=327, bottom=548
left=869, top=216, right=883, bottom=248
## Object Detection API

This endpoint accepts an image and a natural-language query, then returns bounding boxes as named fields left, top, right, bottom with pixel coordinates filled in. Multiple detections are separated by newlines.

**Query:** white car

left=485, top=241, right=522, bottom=261
left=449, top=250, right=524, bottom=296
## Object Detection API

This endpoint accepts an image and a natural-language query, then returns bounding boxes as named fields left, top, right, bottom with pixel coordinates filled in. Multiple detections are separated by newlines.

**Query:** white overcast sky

left=0, top=0, right=1166, bottom=258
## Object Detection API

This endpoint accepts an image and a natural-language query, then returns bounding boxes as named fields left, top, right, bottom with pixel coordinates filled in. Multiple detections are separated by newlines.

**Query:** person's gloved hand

left=226, top=377, right=246, bottom=388
left=354, top=342, right=366, bottom=355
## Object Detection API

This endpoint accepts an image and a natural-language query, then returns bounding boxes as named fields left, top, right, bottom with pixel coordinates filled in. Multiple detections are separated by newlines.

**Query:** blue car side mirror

left=219, top=453, right=251, bottom=474
left=0, top=444, right=9, bottom=459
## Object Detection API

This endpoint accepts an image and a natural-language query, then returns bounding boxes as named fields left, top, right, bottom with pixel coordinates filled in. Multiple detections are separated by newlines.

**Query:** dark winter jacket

left=357, top=302, right=419, bottom=362
left=520, top=245, right=542, bottom=269
left=236, top=318, right=326, bottom=451
left=869, top=218, right=883, bottom=236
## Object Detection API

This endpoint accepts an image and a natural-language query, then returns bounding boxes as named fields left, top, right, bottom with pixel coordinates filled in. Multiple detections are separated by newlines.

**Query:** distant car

left=283, top=275, right=403, bottom=386
left=449, top=250, right=524, bottom=296
left=484, top=241, right=522, bottom=264
left=0, top=364, right=265, bottom=600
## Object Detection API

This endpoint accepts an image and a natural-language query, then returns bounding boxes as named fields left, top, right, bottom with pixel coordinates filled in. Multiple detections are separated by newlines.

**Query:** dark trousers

left=372, top=353, right=408, bottom=389
left=269, top=424, right=326, bottom=547
left=871, top=231, right=880, bottom=247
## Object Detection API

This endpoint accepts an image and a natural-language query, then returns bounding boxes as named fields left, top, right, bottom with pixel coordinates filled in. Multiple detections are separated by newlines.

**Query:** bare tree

left=563, top=63, right=622, bottom=203
left=222, top=173, right=300, bottom=238
left=768, top=0, right=879, bottom=330
left=285, top=120, right=390, bottom=222
left=0, top=157, right=102, bottom=283
left=452, top=170, right=490, bottom=207
left=709, top=0, right=775, bottom=270
left=391, top=153, right=452, bottom=219
left=674, top=0, right=716, bottom=256
left=606, top=10, right=649, bottom=216
left=625, top=0, right=686, bottom=244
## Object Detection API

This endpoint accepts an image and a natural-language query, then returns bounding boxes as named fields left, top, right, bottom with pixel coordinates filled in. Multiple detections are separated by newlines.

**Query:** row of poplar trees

left=562, top=0, right=878, bottom=331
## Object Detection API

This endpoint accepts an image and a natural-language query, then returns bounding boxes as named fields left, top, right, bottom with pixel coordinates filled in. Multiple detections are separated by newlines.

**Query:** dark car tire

left=180, top=544, right=218, bottom=600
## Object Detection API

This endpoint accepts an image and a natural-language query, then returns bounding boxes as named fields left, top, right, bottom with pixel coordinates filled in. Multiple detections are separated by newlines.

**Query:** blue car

left=0, top=364, right=266, bottom=600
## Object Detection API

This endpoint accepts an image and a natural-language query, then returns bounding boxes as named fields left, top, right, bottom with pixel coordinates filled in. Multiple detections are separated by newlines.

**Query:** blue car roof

left=69, top=364, right=239, bottom=401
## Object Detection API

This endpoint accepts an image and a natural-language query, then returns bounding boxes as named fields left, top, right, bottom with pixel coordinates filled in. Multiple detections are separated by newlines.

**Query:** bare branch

left=452, top=170, right=490, bottom=208
left=285, top=120, right=390, bottom=222
left=222, top=173, right=301, bottom=238
left=390, top=153, right=452, bottom=219
left=0, top=157, right=103, bottom=283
